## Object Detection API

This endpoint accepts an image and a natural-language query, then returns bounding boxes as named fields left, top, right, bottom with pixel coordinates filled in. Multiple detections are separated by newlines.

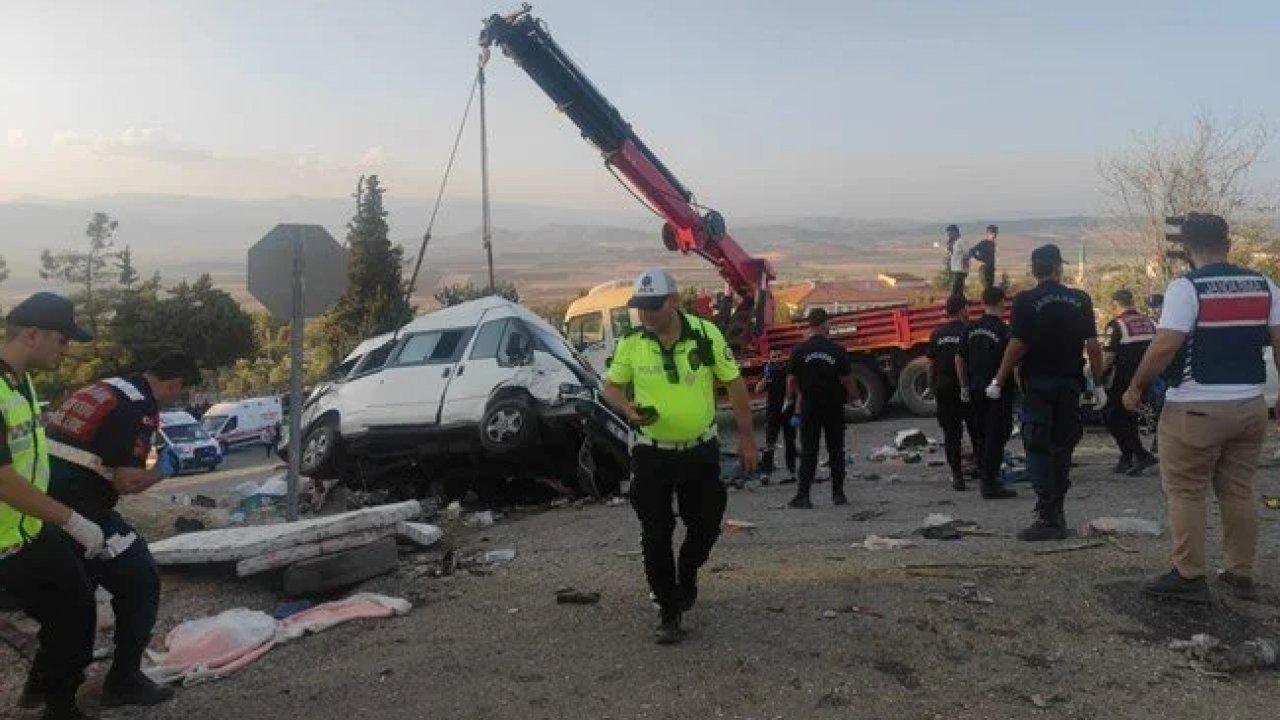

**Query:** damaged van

left=283, top=297, right=630, bottom=496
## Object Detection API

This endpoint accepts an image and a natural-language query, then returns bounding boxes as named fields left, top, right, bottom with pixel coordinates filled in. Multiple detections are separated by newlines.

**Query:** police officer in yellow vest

left=0, top=293, right=105, bottom=720
left=604, top=269, right=757, bottom=645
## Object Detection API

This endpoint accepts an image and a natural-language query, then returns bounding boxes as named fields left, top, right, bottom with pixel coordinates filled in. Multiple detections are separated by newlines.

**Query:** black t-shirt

left=789, top=336, right=853, bottom=408
left=960, top=313, right=1009, bottom=388
left=927, top=319, right=967, bottom=390
left=970, top=240, right=995, bottom=267
left=0, top=359, right=37, bottom=469
left=47, top=375, right=159, bottom=517
left=1011, top=281, right=1097, bottom=379
left=761, top=360, right=789, bottom=403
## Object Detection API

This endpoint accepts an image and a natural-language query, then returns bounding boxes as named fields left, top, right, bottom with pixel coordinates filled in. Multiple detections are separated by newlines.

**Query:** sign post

left=248, top=224, right=347, bottom=520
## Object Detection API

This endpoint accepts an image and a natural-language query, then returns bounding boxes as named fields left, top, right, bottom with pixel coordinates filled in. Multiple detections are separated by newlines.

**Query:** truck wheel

left=846, top=364, right=888, bottom=422
left=480, top=395, right=539, bottom=454
left=898, top=357, right=937, bottom=417
left=300, top=418, right=341, bottom=479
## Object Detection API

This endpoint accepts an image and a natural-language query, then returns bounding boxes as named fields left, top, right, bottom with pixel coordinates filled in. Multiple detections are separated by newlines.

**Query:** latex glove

left=788, top=414, right=802, bottom=429
left=156, top=448, right=181, bottom=478
left=985, top=380, right=1002, bottom=400
left=61, top=512, right=105, bottom=559
left=1091, top=386, right=1108, bottom=411
left=959, top=386, right=971, bottom=403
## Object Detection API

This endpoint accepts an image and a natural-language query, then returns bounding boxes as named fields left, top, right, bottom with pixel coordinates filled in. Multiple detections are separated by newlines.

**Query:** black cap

left=1030, top=244, right=1068, bottom=266
left=6, top=292, right=93, bottom=342
left=944, top=224, right=960, bottom=234
left=807, top=308, right=830, bottom=327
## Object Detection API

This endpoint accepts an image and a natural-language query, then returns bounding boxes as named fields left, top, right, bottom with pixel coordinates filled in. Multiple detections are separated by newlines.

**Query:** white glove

left=985, top=381, right=1002, bottom=400
left=959, top=386, right=971, bottom=403
left=61, top=512, right=105, bottom=559
left=1092, top=386, right=1108, bottom=411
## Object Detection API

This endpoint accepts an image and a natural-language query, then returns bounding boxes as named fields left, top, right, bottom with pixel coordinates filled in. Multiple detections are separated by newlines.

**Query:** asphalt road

left=148, top=444, right=283, bottom=501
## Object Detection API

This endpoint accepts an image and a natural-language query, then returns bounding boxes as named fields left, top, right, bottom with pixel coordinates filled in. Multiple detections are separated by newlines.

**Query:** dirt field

left=3, top=414, right=1279, bottom=720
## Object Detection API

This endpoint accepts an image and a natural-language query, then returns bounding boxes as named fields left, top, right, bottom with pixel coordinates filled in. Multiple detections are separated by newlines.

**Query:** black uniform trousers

left=797, top=403, right=846, bottom=497
left=86, top=511, right=162, bottom=681
left=762, top=395, right=798, bottom=473
left=935, top=386, right=980, bottom=477
left=949, top=272, right=968, bottom=298
left=1021, top=376, right=1084, bottom=518
left=0, top=526, right=95, bottom=707
left=970, top=389, right=1014, bottom=485
left=630, top=441, right=727, bottom=613
left=1103, top=376, right=1149, bottom=461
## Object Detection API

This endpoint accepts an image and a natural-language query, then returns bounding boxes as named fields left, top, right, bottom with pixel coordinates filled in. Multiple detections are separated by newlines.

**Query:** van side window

left=353, top=341, right=396, bottom=376
left=392, top=329, right=473, bottom=367
left=470, top=319, right=509, bottom=360
left=224, top=417, right=238, bottom=432
left=498, top=322, right=533, bottom=368
left=565, top=312, right=604, bottom=352
left=609, top=307, right=633, bottom=338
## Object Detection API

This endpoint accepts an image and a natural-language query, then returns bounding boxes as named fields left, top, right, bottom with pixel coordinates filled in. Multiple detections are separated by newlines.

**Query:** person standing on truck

left=989, top=245, right=1106, bottom=541
left=969, top=224, right=999, bottom=291
left=1122, top=212, right=1280, bottom=603
left=956, top=287, right=1018, bottom=499
left=42, top=351, right=199, bottom=710
left=0, top=293, right=106, bottom=720
left=754, top=351, right=797, bottom=484
left=945, top=224, right=970, bottom=298
left=928, top=295, right=978, bottom=491
left=786, top=308, right=861, bottom=509
left=1101, top=289, right=1158, bottom=476
left=603, top=269, right=757, bottom=645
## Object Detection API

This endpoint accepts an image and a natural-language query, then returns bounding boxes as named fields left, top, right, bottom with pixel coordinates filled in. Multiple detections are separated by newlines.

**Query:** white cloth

left=1159, top=276, right=1280, bottom=403
left=949, top=238, right=970, bottom=273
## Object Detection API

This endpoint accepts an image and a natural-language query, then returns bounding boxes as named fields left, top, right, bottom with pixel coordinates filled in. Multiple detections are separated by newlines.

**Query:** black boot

left=1017, top=499, right=1067, bottom=542
left=760, top=449, right=776, bottom=473
left=788, top=478, right=814, bottom=508
left=654, top=608, right=685, bottom=645
left=831, top=478, right=848, bottom=506
left=1112, top=455, right=1134, bottom=474
left=951, top=472, right=967, bottom=491
left=980, top=482, right=1017, bottom=500
left=101, top=671, right=173, bottom=709
left=41, top=698, right=96, bottom=720
left=1127, top=453, right=1158, bottom=477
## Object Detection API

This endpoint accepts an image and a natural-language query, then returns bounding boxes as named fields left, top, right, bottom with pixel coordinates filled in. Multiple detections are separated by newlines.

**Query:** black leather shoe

left=951, top=474, right=967, bottom=491
left=20, top=670, right=44, bottom=709
left=1126, top=454, right=1158, bottom=477
left=1017, top=518, right=1068, bottom=542
left=981, top=485, right=1017, bottom=500
left=654, top=610, right=685, bottom=645
left=832, top=491, right=849, bottom=506
left=787, top=496, right=813, bottom=509
left=1144, top=569, right=1210, bottom=604
left=1216, top=571, right=1258, bottom=601
left=101, top=673, right=174, bottom=709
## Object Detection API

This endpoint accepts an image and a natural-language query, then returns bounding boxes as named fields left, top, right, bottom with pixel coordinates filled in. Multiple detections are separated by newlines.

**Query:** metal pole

left=286, top=226, right=305, bottom=521
left=478, top=65, right=496, bottom=292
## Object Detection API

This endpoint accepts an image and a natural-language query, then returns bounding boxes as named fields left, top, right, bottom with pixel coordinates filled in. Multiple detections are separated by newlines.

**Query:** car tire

left=480, top=395, right=539, bottom=455
left=844, top=364, right=889, bottom=422
left=897, top=357, right=936, bottom=417
left=299, top=418, right=342, bottom=479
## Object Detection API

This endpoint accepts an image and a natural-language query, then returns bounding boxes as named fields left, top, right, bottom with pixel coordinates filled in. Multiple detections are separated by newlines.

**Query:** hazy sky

left=2, top=0, right=1277, bottom=218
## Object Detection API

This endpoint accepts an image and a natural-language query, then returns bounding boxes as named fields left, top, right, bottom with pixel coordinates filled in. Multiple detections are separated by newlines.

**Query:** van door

left=566, top=310, right=610, bottom=376
left=438, top=313, right=530, bottom=426
left=357, top=327, right=474, bottom=431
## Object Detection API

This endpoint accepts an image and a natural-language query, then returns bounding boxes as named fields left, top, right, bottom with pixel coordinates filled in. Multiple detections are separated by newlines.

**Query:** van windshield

left=168, top=423, right=212, bottom=444
left=200, top=415, right=228, bottom=435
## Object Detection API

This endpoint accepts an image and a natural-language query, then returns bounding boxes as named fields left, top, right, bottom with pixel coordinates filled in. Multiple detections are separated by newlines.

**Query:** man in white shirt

left=1124, top=212, right=1280, bottom=604
left=945, top=224, right=970, bottom=297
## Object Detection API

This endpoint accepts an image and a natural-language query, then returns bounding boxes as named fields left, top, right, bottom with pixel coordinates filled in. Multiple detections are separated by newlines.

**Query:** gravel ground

left=4, top=414, right=1280, bottom=720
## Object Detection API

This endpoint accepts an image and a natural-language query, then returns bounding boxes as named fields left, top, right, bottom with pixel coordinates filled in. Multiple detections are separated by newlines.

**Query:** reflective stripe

left=103, top=377, right=146, bottom=402
left=0, top=373, right=47, bottom=546
left=46, top=439, right=115, bottom=481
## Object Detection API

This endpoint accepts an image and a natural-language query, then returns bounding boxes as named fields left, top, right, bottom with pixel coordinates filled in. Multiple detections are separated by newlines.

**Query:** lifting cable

left=404, top=69, right=483, bottom=305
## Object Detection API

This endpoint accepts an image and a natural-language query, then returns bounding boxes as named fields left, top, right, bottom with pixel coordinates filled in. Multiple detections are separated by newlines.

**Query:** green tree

left=40, top=212, right=121, bottom=335
left=116, top=245, right=140, bottom=288
left=433, top=280, right=520, bottom=307
left=320, top=175, right=414, bottom=359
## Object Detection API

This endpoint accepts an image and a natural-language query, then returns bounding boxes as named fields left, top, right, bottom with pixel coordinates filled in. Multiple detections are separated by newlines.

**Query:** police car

left=148, top=411, right=223, bottom=474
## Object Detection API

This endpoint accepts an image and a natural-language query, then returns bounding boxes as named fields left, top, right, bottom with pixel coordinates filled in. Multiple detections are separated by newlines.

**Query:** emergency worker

left=957, top=287, right=1018, bottom=499
left=929, top=296, right=975, bottom=490
left=603, top=269, right=756, bottom=645
left=1101, top=289, right=1158, bottom=475
left=755, top=351, right=797, bottom=484
left=786, top=309, right=861, bottom=509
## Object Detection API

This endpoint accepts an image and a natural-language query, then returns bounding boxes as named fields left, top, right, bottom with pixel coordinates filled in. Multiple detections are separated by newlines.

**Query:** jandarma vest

left=0, top=372, right=49, bottom=547
left=1114, top=312, right=1156, bottom=346
left=1166, top=263, right=1272, bottom=388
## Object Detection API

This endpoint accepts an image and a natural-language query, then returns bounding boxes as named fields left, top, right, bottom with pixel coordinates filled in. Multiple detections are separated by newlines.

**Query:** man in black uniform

left=787, top=309, right=861, bottom=508
left=957, top=287, right=1018, bottom=499
left=970, top=224, right=999, bottom=291
left=928, top=295, right=978, bottom=490
left=42, top=352, right=199, bottom=709
left=989, top=245, right=1105, bottom=541
left=1101, top=289, right=1158, bottom=475
left=755, top=352, right=797, bottom=484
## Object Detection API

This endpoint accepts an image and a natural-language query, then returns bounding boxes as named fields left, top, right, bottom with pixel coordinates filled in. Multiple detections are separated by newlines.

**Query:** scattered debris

left=283, top=537, right=399, bottom=596
left=860, top=535, right=917, bottom=551
left=821, top=610, right=839, bottom=620
left=606, top=496, right=628, bottom=507
left=483, top=548, right=517, bottom=565
left=926, top=459, right=946, bottom=468
left=766, top=606, right=786, bottom=614
left=464, top=511, right=496, bottom=529
left=894, top=429, right=929, bottom=450
left=1032, top=540, right=1107, bottom=556
left=395, top=522, right=443, bottom=548
left=444, top=501, right=463, bottom=521
left=866, top=445, right=899, bottom=462
left=722, top=519, right=757, bottom=534
left=955, top=582, right=995, bottom=606
left=709, top=563, right=742, bottom=574
left=902, top=453, right=923, bottom=464
left=1085, top=517, right=1162, bottom=538
left=837, top=604, right=884, bottom=618
left=1030, top=694, right=1066, bottom=709
left=1170, top=634, right=1279, bottom=674
left=555, top=588, right=601, bottom=605
left=271, top=600, right=312, bottom=620
left=1263, top=496, right=1280, bottom=511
